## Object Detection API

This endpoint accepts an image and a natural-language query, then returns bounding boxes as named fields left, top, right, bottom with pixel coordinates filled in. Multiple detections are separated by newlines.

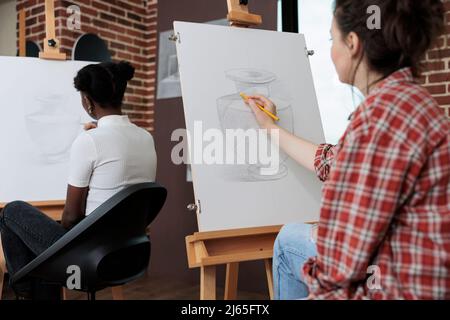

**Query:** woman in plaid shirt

left=246, top=0, right=449, bottom=299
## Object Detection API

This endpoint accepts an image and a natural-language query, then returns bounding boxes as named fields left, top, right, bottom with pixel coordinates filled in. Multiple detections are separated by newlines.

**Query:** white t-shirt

left=68, top=115, right=157, bottom=215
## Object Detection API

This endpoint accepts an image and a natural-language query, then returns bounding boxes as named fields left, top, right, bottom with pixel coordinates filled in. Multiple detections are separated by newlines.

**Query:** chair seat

left=9, top=183, right=167, bottom=300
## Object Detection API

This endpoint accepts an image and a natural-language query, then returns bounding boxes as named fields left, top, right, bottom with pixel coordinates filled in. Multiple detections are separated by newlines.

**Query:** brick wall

left=16, top=0, right=157, bottom=131
left=13, top=0, right=450, bottom=127
left=421, top=0, right=450, bottom=119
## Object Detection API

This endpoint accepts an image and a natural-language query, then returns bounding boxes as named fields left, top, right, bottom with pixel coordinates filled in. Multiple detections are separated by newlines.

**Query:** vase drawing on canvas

left=25, top=94, right=81, bottom=163
left=217, top=68, right=294, bottom=182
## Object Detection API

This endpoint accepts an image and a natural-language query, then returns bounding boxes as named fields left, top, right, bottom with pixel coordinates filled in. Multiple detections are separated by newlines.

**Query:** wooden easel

left=19, top=9, right=26, bottom=57
left=39, top=0, right=66, bottom=60
left=185, top=1, right=280, bottom=300
left=226, top=0, right=262, bottom=27
left=186, top=225, right=281, bottom=300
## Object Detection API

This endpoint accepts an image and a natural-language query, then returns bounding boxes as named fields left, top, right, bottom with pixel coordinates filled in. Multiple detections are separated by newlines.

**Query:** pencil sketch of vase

left=25, top=94, right=81, bottom=163
left=217, top=69, right=294, bottom=182
left=158, top=54, right=181, bottom=97
left=157, top=28, right=182, bottom=99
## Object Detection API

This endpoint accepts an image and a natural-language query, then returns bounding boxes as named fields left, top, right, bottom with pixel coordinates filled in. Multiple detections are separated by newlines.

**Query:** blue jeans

left=273, top=223, right=317, bottom=300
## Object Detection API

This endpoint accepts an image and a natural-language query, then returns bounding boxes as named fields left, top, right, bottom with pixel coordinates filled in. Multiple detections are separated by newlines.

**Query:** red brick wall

left=421, top=0, right=450, bottom=119
left=16, top=0, right=157, bottom=131
left=13, top=0, right=449, bottom=125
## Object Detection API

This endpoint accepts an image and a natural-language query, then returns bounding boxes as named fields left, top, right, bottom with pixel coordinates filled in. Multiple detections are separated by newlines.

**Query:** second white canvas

left=0, top=57, right=93, bottom=203
left=175, top=22, right=326, bottom=232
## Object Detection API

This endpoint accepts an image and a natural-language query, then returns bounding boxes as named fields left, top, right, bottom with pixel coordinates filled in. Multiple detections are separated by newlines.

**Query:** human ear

left=346, top=31, right=361, bottom=58
left=85, top=96, right=96, bottom=116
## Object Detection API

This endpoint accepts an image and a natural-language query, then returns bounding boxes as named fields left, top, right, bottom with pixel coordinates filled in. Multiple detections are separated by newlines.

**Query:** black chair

left=11, top=182, right=167, bottom=300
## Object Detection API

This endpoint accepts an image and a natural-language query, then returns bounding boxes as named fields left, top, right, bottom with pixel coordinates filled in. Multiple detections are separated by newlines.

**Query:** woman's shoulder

left=347, top=81, right=448, bottom=153
left=359, top=81, right=447, bottom=131
left=85, top=123, right=155, bottom=150
left=130, top=123, right=156, bottom=141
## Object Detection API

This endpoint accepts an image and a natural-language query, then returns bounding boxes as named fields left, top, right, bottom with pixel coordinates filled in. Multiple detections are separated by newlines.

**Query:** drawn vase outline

left=25, top=94, right=81, bottom=163
left=167, top=54, right=180, bottom=80
left=216, top=68, right=294, bottom=181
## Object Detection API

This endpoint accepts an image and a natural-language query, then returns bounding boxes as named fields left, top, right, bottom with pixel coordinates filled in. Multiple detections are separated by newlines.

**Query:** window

left=279, top=0, right=363, bottom=144
left=0, top=0, right=17, bottom=56
left=277, top=0, right=282, bottom=32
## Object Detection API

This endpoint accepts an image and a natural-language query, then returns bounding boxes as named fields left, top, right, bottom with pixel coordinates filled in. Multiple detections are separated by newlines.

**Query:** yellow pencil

left=240, top=93, right=280, bottom=122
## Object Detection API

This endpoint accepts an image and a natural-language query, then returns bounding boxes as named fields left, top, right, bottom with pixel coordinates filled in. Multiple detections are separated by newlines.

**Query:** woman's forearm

left=266, top=123, right=318, bottom=172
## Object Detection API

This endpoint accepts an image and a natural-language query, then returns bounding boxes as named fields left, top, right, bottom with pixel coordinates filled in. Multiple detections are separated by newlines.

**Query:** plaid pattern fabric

left=303, top=68, right=450, bottom=300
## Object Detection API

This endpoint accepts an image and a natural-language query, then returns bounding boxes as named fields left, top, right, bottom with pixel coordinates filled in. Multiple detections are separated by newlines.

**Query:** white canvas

left=174, top=22, right=325, bottom=232
left=0, top=57, right=93, bottom=203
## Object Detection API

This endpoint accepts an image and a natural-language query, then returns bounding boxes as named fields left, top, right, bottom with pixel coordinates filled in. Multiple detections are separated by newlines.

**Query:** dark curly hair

left=74, top=61, right=135, bottom=109
left=334, top=0, right=445, bottom=79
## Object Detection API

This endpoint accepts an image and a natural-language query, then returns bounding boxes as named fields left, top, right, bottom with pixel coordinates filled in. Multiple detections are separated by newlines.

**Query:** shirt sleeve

left=68, top=133, right=97, bottom=188
left=303, top=123, right=417, bottom=299
left=314, top=144, right=336, bottom=182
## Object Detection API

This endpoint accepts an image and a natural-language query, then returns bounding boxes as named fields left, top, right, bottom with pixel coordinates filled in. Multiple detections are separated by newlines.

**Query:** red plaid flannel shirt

left=303, top=68, right=450, bottom=300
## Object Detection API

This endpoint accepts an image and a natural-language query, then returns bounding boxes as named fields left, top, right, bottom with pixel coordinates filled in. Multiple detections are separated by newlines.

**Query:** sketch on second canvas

left=25, top=93, right=81, bottom=163
left=216, top=68, right=294, bottom=181
left=0, top=57, right=93, bottom=203
left=157, top=19, right=229, bottom=100
left=157, top=29, right=181, bottom=99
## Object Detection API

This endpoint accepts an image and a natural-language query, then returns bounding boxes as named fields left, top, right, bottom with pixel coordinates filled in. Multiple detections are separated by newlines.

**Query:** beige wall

left=0, top=0, right=17, bottom=56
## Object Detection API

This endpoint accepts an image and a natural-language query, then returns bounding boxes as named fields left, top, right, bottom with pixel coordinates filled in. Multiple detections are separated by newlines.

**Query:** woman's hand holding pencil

left=241, top=93, right=279, bottom=129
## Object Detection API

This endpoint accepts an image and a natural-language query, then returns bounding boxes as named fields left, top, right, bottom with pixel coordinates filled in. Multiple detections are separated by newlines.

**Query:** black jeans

left=0, top=201, right=67, bottom=299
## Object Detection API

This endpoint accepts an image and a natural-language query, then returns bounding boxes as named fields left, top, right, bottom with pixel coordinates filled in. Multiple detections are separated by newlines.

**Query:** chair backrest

left=12, top=182, right=167, bottom=291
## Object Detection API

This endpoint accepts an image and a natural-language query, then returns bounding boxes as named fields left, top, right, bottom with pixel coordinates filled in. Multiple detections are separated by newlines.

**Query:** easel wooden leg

left=264, top=259, right=274, bottom=300
left=61, top=288, right=67, bottom=300
left=111, top=286, right=124, bottom=300
left=200, top=266, right=216, bottom=300
left=19, top=9, right=26, bottom=57
left=224, top=262, right=239, bottom=300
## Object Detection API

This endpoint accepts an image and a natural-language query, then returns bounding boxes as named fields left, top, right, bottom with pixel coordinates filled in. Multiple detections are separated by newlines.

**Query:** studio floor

left=2, top=274, right=268, bottom=300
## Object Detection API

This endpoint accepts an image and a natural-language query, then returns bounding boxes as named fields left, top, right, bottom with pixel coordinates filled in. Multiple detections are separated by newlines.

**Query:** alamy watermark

left=66, top=265, right=81, bottom=290
left=67, top=5, right=81, bottom=31
left=367, top=5, right=381, bottom=30
left=171, top=122, right=282, bottom=176
left=366, top=265, right=382, bottom=291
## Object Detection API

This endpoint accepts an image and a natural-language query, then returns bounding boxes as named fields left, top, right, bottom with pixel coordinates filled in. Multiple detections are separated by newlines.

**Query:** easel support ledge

left=186, top=226, right=281, bottom=300
left=186, top=225, right=282, bottom=268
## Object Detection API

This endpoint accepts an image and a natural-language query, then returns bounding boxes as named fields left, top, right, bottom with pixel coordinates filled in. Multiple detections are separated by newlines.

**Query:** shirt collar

left=97, top=115, right=131, bottom=127
left=347, top=67, right=415, bottom=122
left=369, top=67, right=415, bottom=96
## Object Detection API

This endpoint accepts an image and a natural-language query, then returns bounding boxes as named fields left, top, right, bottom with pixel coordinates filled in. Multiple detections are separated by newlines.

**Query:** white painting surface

left=0, top=57, right=93, bottom=203
left=175, top=22, right=325, bottom=232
